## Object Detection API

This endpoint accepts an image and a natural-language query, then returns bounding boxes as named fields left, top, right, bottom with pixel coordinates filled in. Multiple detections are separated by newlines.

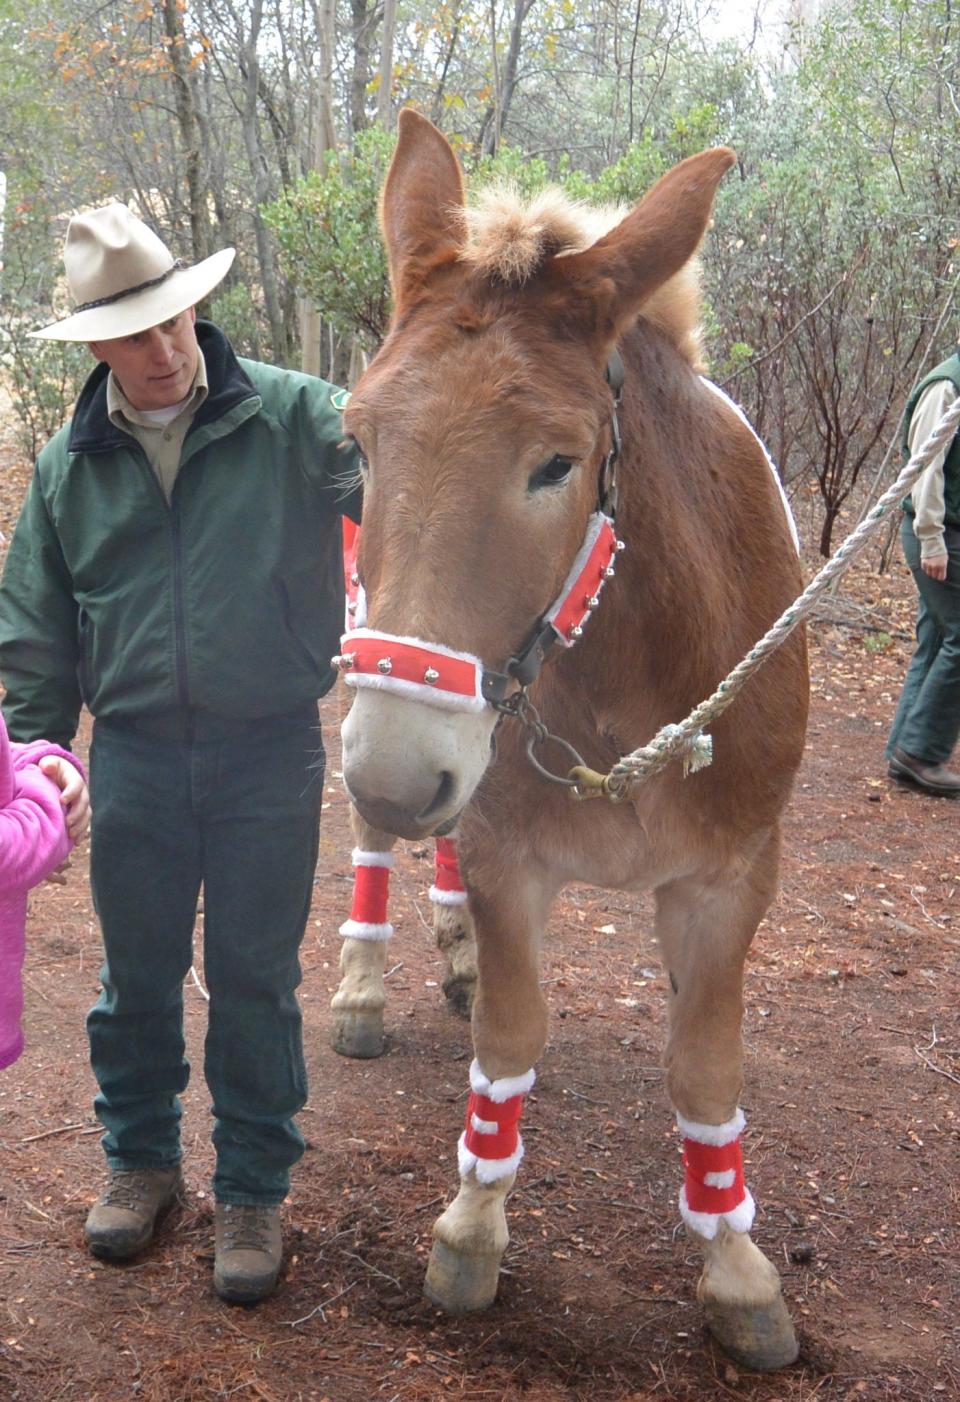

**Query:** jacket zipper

left=131, top=445, right=192, bottom=711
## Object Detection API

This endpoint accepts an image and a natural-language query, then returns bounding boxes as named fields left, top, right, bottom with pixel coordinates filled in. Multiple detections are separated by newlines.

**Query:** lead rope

left=570, top=393, right=960, bottom=801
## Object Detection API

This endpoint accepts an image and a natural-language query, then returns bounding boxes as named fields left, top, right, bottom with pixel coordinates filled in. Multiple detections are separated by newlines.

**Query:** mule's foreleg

left=330, top=811, right=397, bottom=1058
left=425, top=876, right=550, bottom=1314
left=430, top=837, right=478, bottom=1019
left=654, top=835, right=799, bottom=1372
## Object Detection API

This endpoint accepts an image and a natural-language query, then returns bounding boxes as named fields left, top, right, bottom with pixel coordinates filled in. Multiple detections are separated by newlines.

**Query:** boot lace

left=220, top=1204, right=274, bottom=1252
left=101, top=1170, right=168, bottom=1211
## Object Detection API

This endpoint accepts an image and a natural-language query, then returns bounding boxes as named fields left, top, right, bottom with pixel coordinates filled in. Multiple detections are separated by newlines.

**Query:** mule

left=334, top=109, right=809, bottom=1371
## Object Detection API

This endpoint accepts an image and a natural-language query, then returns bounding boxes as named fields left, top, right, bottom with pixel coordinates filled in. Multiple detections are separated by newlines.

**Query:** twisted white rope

left=605, top=392, right=960, bottom=797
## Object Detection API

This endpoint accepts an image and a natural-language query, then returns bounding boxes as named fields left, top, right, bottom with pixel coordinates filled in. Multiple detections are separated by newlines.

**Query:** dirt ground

left=0, top=423, right=957, bottom=1402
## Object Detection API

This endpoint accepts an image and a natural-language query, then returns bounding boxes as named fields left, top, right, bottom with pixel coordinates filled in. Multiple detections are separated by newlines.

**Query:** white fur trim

left=344, top=670, right=489, bottom=714
left=679, top=1186, right=756, bottom=1240
left=338, top=919, right=394, bottom=941
left=469, top=1057, right=536, bottom=1103
left=470, top=1113, right=499, bottom=1134
left=705, top=1169, right=736, bottom=1190
left=676, top=1108, right=746, bottom=1147
left=457, top=1131, right=525, bottom=1184
left=429, top=885, right=468, bottom=906
left=351, top=848, right=395, bottom=868
left=700, top=378, right=800, bottom=553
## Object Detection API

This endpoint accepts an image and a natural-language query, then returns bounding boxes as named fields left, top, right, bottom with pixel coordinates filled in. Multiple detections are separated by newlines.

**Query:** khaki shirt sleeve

left=909, top=379, right=958, bottom=559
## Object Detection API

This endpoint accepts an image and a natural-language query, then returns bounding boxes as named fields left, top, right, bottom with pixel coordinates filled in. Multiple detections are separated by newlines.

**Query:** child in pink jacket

left=0, top=714, right=89, bottom=1069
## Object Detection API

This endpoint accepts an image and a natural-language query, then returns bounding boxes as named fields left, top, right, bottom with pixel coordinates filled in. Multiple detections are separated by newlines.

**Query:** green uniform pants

left=87, top=708, right=322, bottom=1205
left=887, top=518, right=960, bottom=765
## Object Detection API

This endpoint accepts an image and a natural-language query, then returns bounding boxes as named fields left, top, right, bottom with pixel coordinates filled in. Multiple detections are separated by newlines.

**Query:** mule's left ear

left=563, top=147, right=736, bottom=337
left=380, top=109, right=466, bottom=314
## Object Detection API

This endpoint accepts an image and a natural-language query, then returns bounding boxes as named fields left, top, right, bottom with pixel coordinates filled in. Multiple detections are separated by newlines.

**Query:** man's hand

left=921, top=553, right=949, bottom=582
left=38, top=755, right=91, bottom=842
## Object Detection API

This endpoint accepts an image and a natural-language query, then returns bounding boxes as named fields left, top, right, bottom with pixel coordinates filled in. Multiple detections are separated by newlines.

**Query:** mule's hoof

left=703, top=1292, right=799, bottom=1373
left=441, top=974, right=475, bottom=1020
left=331, top=1010, right=385, bottom=1059
left=424, top=1240, right=500, bottom=1314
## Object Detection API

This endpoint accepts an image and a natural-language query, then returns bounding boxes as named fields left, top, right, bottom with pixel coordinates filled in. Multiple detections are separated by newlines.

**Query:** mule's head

left=339, top=110, right=733, bottom=839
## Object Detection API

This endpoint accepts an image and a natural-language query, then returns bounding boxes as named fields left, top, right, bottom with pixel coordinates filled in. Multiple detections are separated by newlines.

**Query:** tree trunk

left=162, top=0, right=213, bottom=263
left=350, top=0, right=375, bottom=141
left=376, top=0, right=397, bottom=129
left=301, top=0, right=338, bottom=376
left=238, top=0, right=291, bottom=362
left=479, top=0, right=531, bottom=156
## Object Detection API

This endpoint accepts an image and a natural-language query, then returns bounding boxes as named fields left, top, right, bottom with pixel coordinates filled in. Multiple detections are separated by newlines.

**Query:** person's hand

left=38, top=755, right=91, bottom=842
left=921, top=553, right=949, bottom=581
left=45, top=856, right=71, bottom=887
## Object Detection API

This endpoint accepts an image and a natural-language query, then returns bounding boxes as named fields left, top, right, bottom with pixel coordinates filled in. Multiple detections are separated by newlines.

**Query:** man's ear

left=88, top=341, right=106, bottom=362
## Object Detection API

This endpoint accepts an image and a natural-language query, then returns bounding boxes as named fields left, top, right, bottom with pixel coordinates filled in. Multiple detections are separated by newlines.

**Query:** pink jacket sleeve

left=0, top=744, right=81, bottom=891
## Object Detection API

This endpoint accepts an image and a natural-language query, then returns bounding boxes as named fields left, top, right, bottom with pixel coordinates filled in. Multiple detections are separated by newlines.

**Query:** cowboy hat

left=31, top=203, right=235, bottom=342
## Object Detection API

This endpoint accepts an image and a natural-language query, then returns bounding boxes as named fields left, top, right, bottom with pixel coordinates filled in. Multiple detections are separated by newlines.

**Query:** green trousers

left=87, top=708, right=322, bottom=1205
left=887, top=518, right=960, bottom=765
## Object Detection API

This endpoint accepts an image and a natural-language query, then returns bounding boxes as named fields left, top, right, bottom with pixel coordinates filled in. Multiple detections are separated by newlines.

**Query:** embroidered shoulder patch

left=330, top=388, right=351, bottom=412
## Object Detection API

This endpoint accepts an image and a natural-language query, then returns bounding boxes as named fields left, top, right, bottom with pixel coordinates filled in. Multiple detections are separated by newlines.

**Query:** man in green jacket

left=0, top=203, right=361, bottom=1302
left=886, top=349, right=960, bottom=797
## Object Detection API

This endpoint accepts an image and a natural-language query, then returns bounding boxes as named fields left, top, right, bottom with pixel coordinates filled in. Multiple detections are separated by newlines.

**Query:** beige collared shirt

left=107, top=352, right=209, bottom=502
left=908, top=377, right=959, bottom=560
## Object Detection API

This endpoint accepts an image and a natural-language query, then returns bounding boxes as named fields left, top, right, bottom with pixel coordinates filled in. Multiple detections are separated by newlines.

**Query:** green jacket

left=0, top=322, right=361, bottom=746
left=901, top=350, right=960, bottom=527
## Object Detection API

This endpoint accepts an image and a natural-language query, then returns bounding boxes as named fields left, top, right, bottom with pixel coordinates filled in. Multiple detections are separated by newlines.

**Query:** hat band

left=73, top=259, right=184, bottom=315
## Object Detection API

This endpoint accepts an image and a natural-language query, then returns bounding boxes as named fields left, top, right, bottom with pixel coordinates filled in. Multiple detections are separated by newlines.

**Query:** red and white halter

left=333, top=511, right=620, bottom=714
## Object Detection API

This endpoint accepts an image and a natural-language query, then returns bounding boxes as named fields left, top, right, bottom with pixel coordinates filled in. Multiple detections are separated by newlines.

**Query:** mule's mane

left=460, top=185, right=705, bottom=369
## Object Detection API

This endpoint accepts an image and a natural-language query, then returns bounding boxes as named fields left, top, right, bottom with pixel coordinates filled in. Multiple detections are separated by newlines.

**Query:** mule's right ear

left=380, top=109, right=466, bottom=314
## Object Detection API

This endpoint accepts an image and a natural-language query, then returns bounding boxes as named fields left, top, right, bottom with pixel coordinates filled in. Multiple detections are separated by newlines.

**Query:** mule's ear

left=380, top=109, right=466, bottom=312
left=563, top=147, right=736, bottom=337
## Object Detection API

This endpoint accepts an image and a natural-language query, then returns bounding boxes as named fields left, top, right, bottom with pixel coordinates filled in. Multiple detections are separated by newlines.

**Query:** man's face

left=89, top=306, right=199, bottom=410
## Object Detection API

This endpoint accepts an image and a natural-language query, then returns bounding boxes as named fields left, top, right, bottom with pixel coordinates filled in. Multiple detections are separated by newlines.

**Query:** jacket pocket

left=274, top=577, right=325, bottom=674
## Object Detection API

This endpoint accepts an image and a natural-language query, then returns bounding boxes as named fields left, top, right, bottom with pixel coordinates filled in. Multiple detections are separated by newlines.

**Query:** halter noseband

left=333, top=352, right=625, bottom=714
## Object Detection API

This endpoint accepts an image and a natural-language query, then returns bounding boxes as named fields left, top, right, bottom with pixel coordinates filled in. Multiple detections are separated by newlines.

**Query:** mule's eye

left=347, top=437, right=369, bottom=473
left=529, top=455, right=575, bottom=490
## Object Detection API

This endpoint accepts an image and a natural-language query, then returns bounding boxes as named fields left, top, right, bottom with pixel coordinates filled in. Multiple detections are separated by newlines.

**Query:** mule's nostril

left=417, top=770, right=456, bottom=826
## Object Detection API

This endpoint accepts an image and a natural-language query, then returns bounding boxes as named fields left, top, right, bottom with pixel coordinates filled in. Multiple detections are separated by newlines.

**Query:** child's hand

left=45, top=857, right=71, bottom=886
left=38, top=756, right=90, bottom=842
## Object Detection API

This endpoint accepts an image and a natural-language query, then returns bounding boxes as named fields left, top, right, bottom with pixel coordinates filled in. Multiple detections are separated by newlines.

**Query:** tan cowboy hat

left=31, top=203, right=235, bottom=341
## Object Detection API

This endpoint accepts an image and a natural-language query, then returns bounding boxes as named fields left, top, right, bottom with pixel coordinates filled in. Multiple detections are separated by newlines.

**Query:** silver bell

left=571, top=625, right=584, bottom=638
left=377, top=657, right=393, bottom=674
left=587, top=594, right=600, bottom=609
left=604, top=566, right=616, bottom=579
left=424, top=667, right=440, bottom=684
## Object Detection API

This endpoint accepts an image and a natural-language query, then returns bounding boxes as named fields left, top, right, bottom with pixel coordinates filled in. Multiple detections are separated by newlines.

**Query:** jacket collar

left=68, top=320, right=257, bottom=454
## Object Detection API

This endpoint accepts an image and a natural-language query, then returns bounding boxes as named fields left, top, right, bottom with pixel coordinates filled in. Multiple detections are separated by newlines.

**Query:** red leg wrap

left=683, top=1136, right=747, bottom=1215
left=464, top=1090, right=525, bottom=1161
left=350, top=863, right=390, bottom=924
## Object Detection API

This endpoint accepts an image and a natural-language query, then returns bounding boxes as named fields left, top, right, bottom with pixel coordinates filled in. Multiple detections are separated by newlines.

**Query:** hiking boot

left=84, top=1166, right=183, bottom=1260
left=214, top=1203, right=283, bottom=1304
left=888, top=746, right=960, bottom=797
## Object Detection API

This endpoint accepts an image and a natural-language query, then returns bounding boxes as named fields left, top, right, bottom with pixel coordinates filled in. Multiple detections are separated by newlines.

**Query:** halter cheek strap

left=332, top=512, right=620, bottom=714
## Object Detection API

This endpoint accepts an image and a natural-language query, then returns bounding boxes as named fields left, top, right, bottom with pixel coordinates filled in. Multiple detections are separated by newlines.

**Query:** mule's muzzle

left=344, top=772, right=461, bottom=841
